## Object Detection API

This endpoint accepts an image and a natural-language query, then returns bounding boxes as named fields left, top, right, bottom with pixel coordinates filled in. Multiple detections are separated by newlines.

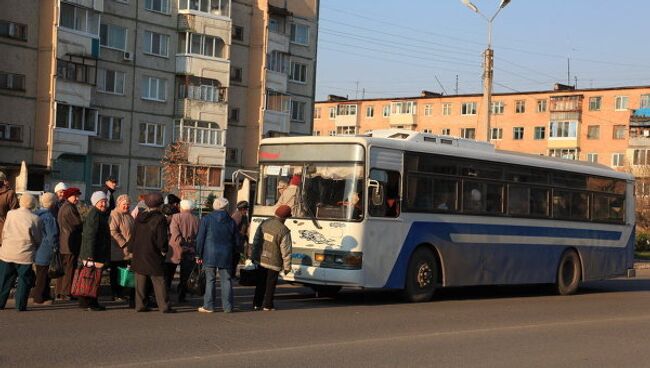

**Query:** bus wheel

left=556, top=250, right=581, bottom=295
left=403, top=247, right=438, bottom=302
left=311, top=285, right=342, bottom=298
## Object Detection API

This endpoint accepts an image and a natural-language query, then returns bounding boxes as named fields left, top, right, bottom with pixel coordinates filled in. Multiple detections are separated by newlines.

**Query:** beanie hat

left=19, top=193, right=35, bottom=209
left=54, top=182, right=68, bottom=193
left=90, top=191, right=108, bottom=206
left=236, top=200, right=249, bottom=209
left=40, top=192, right=57, bottom=209
left=166, top=194, right=181, bottom=205
left=62, top=187, right=81, bottom=199
left=0, top=171, right=6, bottom=181
left=180, top=199, right=194, bottom=211
left=116, top=194, right=130, bottom=206
left=213, top=197, right=229, bottom=210
left=145, top=192, right=164, bottom=208
left=275, top=205, right=292, bottom=219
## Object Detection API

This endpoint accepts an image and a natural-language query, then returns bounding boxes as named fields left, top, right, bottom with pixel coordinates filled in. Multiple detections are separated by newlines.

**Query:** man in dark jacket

left=130, top=192, right=175, bottom=313
left=0, top=171, right=19, bottom=248
left=195, top=197, right=237, bottom=313
left=103, top=176, right=118, bottom=212
left=55, top=187, right=83, bottom=300
left=252, top=205, right=293, bottom=311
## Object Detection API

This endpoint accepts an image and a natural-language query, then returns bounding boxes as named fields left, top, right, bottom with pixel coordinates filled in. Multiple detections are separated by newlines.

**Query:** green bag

left=118, top=266, right=135, bottom=288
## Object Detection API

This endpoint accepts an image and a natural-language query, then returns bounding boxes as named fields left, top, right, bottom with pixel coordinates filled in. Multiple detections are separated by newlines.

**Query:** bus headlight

left=314, top=251, right=362, bottom=270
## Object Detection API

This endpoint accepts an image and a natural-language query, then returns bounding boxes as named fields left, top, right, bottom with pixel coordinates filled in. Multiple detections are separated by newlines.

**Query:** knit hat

left=236, top=200, right=249, bottom=209
left=19, top=193, right=35, bottom=209
left=213, top=197, right=229, bottom=210
left=90, top=191, right=108, bottom=206
left=40, top=192, right=57, bottom=209
left=145, top=192, right=164, bottom=208
left=0, top=171, right=6, bottom=181
left=180, top=199, right=193, bottom=211
left=166, top=194, right=181, bottom=205
left=275, top=205, right=292, bottom=219
left=116, top=194, right=130, bottom=206
left=62, top=187, right=81, bottom=199
left=54, top=182, right=68, bottom=193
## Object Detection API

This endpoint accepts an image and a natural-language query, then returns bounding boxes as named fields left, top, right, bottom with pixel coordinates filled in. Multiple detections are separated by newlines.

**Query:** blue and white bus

left=249, top=129, right=635, bottom=301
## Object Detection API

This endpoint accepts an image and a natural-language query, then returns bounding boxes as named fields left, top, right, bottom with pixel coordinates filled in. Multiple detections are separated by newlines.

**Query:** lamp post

left=461, top=0, right=511, bottom=142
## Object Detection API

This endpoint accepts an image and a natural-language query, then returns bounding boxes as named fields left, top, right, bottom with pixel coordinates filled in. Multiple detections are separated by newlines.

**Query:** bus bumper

left=282, top=265, right=364, bottom=287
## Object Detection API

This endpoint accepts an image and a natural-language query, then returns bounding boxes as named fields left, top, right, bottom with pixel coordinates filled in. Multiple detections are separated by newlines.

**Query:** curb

left=634, top=261, right=650, bottom=270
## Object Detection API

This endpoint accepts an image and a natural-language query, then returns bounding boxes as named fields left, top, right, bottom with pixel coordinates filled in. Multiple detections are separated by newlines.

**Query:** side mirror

left=368, top=179, right=384, bottom=206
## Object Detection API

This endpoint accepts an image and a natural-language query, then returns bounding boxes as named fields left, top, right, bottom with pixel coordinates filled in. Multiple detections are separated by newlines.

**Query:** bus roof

left=260, top=130, right=633, bottom=181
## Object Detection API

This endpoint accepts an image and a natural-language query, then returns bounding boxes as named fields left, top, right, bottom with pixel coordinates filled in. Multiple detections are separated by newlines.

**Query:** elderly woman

left=78, top=191, right=111, bottom=311
left=31, top=192, right=59, bottom=305
left=109, top=194, right=134, bottom=302
left=56, top=187, right=82, bottom=300
left=0, top=194, right=42, bottom=311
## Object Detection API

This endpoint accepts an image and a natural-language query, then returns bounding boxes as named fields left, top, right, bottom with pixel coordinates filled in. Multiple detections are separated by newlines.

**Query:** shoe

left=198, top=307, right=214, bottom=313
left=162, top=308, right=177, bottom=314
left=263, top=307, right=275, bottom=311
left=136, top=308, right=151, bottom=312
left=112, top=296, right=127, bottom=302
left=57, top=295, right=71, bottom=301
left=253, top=306, right=261, bottom=311
left=87, top=305, right=106, bottom=311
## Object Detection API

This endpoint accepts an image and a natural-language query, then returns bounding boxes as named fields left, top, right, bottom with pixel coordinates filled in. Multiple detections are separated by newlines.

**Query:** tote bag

left=71, top=265, right=103, bottom=298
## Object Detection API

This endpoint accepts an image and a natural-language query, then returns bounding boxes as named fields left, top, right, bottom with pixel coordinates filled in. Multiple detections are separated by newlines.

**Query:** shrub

left=636, top=232, right=650, bottom=252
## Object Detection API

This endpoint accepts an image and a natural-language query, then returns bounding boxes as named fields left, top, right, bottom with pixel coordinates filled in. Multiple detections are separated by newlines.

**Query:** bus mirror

left=368, top=179, right=384, bottom=206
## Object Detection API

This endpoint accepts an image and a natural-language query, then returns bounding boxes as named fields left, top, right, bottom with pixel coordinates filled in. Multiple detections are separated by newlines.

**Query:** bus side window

left=369, top=169, right=400, bottom=218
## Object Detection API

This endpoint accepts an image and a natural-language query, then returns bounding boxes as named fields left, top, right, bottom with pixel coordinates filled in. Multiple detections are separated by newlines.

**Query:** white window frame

left=267, top=51, right=289, bottom=73
left=60, top=3, right=100, bottom=36
left=291, top=100, right=306, bottom=122
left=100, top=23, right=127, bottom=51
left=589, top=96, right=602, bottom=111
left=366, top=106, right=374, bottom=118
left=515, top=100, right=526, bottom=114
left=461, top=102, right=477, bottom=115
left=490, top=127, right=503, bottom=140
left=534, top=126, right=546, bottom=140
left=337, top=104, right=357, bottom=116
left=491, top=101, right=504, bottom=115
left=313, top=108, right=321, bottom=119
left=549, top=121, right=577, bottom=139
left=513, top=127, right=524, bottom=140
left=289, top=61, right=307, bottom=83
left=0, top=72, right=26, bottom=91
left=92, top=163, right=120, bottom=186
left=98, top=115, right=123, bottom=140
left=612, top=153, right=625, bottom=167
left=615, top=96, right=629, bottom=111
left=391, top=101, right=416, bottom=115
left=174, top=120, right=223, bottom=146
left=587, top=125, right=600, bottom=140
left=138, top=122, right=165, bottom=146
left=586, top=153, right=598, bottom=163
left=424, top=104, right=432, bottom=116
left=641, top=94, right=650, bottom=109
left=144, top=31, right=169, bottom=57
left=382, top=105, right=390, bottom=117
left=613, top=125, right=626, bottom=140
left=290, top=23, right=309, bottom=46
left=141, top=76, right=167, bottom=102
left=461, top=128, right=475, bottom=139
left=144, top=0, right=170, bottom=14
left=441, top=128, right=450, bottom=135
left=136, top=165, right=162, bottom=189
left=97, top=68, right=125, bottom=95
left=442, top=103, right=452, bottom=116
left=0, top=123, right=23, bottom=142
left=536, top=99, right=547, bottom=113
left=185, top=32, right=225, bottom=59
left=55, top=103, right=98, bottom=134
left=328, top=130, right=336, bottom=136
left=328, top=107, right=336, bottom=119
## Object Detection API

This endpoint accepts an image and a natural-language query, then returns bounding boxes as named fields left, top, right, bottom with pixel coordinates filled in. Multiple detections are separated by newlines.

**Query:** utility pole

left=455, top=75, right=459, bottom=95
left=354, top=81, right=359, bottom=99
left=567, top=58, right=570, bottom=85
left=362, top=88, right=365, bottom=99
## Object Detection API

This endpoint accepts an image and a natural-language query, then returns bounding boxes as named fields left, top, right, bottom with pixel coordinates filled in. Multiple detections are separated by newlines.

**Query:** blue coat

left=34, top=209, right=59, bottom=266
left=195, top=210, right=237, bottom=269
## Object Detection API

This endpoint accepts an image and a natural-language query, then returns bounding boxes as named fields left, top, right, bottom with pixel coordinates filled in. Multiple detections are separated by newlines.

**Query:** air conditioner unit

left=123, top=51, right=133, bottom=61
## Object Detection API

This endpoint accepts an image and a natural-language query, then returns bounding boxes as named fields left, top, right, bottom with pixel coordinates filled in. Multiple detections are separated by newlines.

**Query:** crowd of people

left=0, top=172, right=294, bottom=313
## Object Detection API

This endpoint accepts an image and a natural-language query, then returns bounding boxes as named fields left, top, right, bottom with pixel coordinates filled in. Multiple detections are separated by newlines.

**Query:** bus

left=249, top=129, right=635, bottom=302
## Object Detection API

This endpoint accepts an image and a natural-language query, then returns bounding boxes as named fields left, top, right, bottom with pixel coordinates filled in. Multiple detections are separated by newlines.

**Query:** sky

left=314, top=0, right=650, bottom=101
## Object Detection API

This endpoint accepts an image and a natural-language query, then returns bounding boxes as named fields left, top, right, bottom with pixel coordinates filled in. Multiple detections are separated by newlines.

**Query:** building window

left=182, top=32, right=225, bottom=58
left=100, top=23, right=127, bottom=51
left=490, top=128, right=502, bottom=140
left=461, top=128, right=475, bottom=139
left=289, top=61, right=307, bottom=83
left=230, top=66, right=242, bottom=83
left=265, top=90, right=290, bottom=112
left=615, top=96, right=629, bottom=111
left=587, top=125, right=600, bottom=140
left=60, top=3, right=99, bottom=35
left=137, top=165, right=162, bottom=189
left=641, top=94, right=650, bottom=109
left=536, top=99, right=547, bottom=113
left=0, top=72, right=25, bottom=91
left=515, top=100, right=526, bottom=114
left=0, top=20, right=27, bottom=41
left=138, top=122, right=165, bottom=146
left=461, top=102, right=477, bottom=115
left=92, top=163, right=120, bottom=186
left=98, top=116, right=122, bottom=140
left=56, top=59, right=96, bottom=85
left=612, top=153, right=624, bottom=167
left=422, top=129, right=432, bottom=133
left=613, top=125, right=626, bottom=139
left=391, top=101, right=416, bottom=115
left=549, top=148, right=578, bottom=160
left=336, top=126, right=357, bottom=136
left=291, top=100, right=306, bottom=122
left=589, top=96, right=602, bottom=111
left=290, top=23, right=309, bottom=46
left=144, top=31, right=169, bottom=57
left=180, top=166, right=222, bottom=187
left=442, top=103, right=452, bottom=116
left=229, top=108, right=239, bottom=123
left=267, top=51, right=288, bottom=73
left=97, top=68, right=125, bottom=94
left=441, top=128, right=450, bottom=135
left=313, top=131, right=320, bottom=136
left=534, top=126, right=545, bottom=140
left=424, top=104, right=432, bottom=116
left=366, top=106, right=374, bottom=118
left=144, top=0, right=170, bottom=14
left=141, top=76, right=166, bottom=101
left=55, top=103, right=98, bottom=133
left=232, top=25, right=244, bottom=41
left=328, top=130, right=336, bottom=136
left=337, top=104, right=357, bottom=116
left=513, top=127, right=524, bottom=140
left=549, top=121, right=577, bottom=138
left=586, top=153, right=598, bottom=163
left=383, top=105, right=390, bottom=117
left=0, top=123, right=23, bottom=142
left=177, top=76, right=225, bottom=103
left=633, top=149, right=650, bottom=166
left=313, top=108, right=321, bottom=119
left=491, top=101, right=504, bottom=115
left=328, top=107, right=336, bottom=119
left=174, top=120, right=223, bottom=146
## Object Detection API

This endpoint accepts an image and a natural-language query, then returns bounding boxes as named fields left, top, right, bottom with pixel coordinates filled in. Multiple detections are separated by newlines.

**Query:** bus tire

left=311, top=285, right=342, bottom=298
left=556, top=249, right=581, bottom=295
left=403, top=247, right=438, bottom=303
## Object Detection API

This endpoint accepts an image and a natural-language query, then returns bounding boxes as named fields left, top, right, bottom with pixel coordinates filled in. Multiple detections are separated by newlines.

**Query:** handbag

left=48, top=250, right=65, bottom=279
left=186, top=263, right=206, bottom=296
left=117, top=266, right=135, bottom=288
left=71, top=264, right=103, bottom=298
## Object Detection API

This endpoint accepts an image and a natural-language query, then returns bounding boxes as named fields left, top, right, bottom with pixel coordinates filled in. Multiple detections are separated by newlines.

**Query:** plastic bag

left=48, top=250, right=65, bottom=279
left=118, top=266, right=135, bottom=288
left=186, top=263, right=206, bottom=296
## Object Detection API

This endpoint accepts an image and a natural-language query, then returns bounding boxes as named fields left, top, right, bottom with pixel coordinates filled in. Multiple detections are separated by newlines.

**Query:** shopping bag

left=48, top=250, right=65, bottom=279
left=71, top=265, right=103, bottom=298
left=186, top=263, right=205, bottom=296
left=118, top=266, right=135, bottom=288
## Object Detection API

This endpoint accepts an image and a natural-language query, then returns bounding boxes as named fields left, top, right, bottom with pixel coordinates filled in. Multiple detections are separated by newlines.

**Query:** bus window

left=508, top=185, right=530, bottom=215
left=369, top=169, right=400, bottom=218
left=530, top=188, right=549, bottom=217
left=553, top=190, right=589, bottom=220
left=433, top=178, right=457, bottom=211
left=593, top=194, right=624, bottom=222
left=463, top=181, right=503, bottom=214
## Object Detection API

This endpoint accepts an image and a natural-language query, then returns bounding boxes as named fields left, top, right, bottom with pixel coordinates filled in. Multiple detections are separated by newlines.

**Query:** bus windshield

left=257, top=162, right=364, bottom=221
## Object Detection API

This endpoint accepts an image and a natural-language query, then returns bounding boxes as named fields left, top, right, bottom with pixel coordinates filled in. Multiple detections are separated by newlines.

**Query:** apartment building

left=0, top=0, right=319, bottom=203
left=314, top=85, right=650, bottom=176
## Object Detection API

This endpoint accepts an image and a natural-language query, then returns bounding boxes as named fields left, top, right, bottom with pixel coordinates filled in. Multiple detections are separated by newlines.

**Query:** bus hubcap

left=417, top=263, right=433, bottom=288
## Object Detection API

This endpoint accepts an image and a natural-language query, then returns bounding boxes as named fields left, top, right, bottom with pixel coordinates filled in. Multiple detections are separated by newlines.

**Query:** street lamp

left=461, top=0, right=511, bottom=142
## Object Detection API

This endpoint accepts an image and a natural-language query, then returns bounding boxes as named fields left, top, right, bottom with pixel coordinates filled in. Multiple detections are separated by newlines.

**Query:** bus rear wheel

left=403, top=247, right=438, bottom=303
left=556, top=250, right=581, bottom=295
left=310, top=285, right=342, bottom=298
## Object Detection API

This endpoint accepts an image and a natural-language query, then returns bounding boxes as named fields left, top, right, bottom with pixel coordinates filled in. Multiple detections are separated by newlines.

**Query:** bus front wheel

left=556, top=250, right=581, bottom=295
left=310, top=285, right=342, bottom=298
left=403, top=247, right=438, bottom=302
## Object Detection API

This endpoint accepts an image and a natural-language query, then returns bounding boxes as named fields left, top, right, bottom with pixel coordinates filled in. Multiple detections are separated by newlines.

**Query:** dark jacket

left=102, top=185, right=116, bottom=212
left=34, top=208, right=59, bottom=266
left=130, top=210, right=168, bottom=276
left=79, top=207, right=111, bottom=264
left=0, top=186, right=19, bottom=247
left=195, top=210, right=237, bottom=269
left=252, top=217, right=292, bottom=272
left=57, top=201, right=82, bottom=255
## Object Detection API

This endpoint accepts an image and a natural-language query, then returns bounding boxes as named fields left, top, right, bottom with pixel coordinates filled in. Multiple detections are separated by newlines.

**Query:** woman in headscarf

left=109, top=194, right=134, bottom=302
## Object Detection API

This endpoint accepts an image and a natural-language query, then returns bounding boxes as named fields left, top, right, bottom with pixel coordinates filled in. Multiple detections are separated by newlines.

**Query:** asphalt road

left=2, top=271, right=650, bottom=368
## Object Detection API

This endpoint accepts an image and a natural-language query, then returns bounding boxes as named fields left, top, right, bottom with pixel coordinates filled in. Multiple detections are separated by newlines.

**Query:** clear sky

left=314, top=0, right=650, bottom=101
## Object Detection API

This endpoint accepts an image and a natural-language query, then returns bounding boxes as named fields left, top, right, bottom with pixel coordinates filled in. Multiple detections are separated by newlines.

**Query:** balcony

left=57, top=27, right=100, bottom=59
left=176, top=55, right=230, bottom=85
left=187, top=145, right=226, bottom=166
left=176, top=98, right=227, bottom=122
left=268, top=31, right=290, bottom=53
left=52, top=130, right=89, bottom=158
left=266, top=70, right=287, bottom=93
left=263, top=110, right=290, bottom=135
left=177, top=14, right=231, bottom=41
left=335, top=114, right=359, bottom=128
left=629, top=110, right=650, bottom=147
left=389, top=113, right=417, bottom=127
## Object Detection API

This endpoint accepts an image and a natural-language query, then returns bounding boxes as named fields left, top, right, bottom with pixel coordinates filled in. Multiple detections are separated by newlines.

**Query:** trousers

left=55, top=253, right=77, bottom=297
left=253, top=266, right=279, bottom=309
left=30, top=265, right=52, bottom=303
left=0, top=261, right=34, bottom=311
left=135, top=273, right=169, bottom=312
